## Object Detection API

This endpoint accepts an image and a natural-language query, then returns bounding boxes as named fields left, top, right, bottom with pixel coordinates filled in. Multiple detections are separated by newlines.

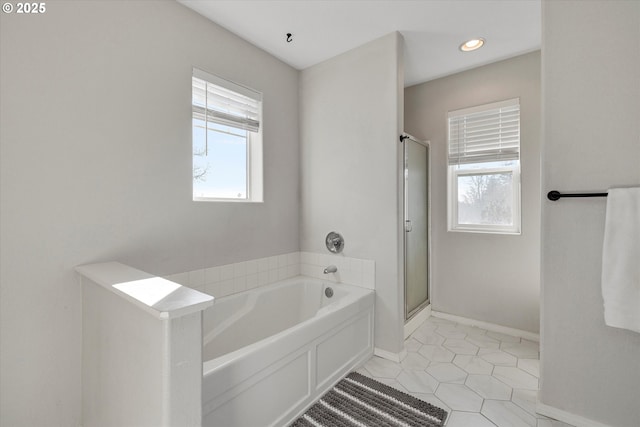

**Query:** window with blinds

left=192, top=68, right=263, bottom=202
left=447, top=98, right=521, bottom=234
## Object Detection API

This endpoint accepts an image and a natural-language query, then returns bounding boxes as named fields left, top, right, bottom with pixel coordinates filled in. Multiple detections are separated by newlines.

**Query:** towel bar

left=547, top=190, right=608, bottom=201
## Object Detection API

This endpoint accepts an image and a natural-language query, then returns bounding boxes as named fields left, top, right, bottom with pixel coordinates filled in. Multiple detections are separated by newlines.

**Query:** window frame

left=191, top=68, right=263, bottom=203
left=447, top=98, right=521, bottom=235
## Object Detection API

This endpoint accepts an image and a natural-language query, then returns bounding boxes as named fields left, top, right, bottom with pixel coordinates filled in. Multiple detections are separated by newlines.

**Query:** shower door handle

left=405, top=220, right=413, bottom=232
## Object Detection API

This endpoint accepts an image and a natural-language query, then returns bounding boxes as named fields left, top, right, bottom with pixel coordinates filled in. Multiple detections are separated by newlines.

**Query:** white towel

left=602, top=187, right=640, bottom=333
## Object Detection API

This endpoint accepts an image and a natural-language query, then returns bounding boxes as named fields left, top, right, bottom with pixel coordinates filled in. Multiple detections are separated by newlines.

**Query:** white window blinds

left=448, top=98, right=520, bottom=165
left=192, top=68, right=262, bottom=133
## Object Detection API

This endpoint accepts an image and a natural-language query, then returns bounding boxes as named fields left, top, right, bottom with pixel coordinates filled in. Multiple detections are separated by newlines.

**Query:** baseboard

left=431, top=310, right=540, bottom=342
left=404, top=304, right=431, bottom=339
left=374, top=347, right=407, bottom=363
left=536, top=401, right=612, bottom=427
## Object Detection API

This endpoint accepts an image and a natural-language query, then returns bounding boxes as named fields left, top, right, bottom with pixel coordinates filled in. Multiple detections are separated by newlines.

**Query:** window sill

left=448, top=227, right=521, bottom=236
left=193, top=197, right=264, bottom=203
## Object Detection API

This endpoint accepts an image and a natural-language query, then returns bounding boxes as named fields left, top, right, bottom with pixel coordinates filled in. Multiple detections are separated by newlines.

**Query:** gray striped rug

left=291, top=372, right=447, bottom=427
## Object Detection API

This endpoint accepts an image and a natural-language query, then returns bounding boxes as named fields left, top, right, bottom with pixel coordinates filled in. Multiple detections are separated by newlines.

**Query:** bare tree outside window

left=458, top=173, right=513, bottom=226
left=193, top=145, right=209, bottom=182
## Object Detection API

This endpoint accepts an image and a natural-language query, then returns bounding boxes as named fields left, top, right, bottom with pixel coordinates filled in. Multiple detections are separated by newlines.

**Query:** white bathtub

left=201, top=276, right=374, bottom=427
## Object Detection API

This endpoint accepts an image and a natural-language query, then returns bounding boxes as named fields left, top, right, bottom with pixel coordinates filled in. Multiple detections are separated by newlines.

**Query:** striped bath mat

left=291, top=372, right=447, bottom=427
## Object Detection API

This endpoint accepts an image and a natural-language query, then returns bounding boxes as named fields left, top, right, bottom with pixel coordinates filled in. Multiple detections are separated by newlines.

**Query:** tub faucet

left=323, top=265, right=337, bottom=274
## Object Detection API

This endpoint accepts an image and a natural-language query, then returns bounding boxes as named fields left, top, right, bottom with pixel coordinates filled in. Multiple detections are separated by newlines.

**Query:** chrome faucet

left=323, top=265, right=337, bottom=274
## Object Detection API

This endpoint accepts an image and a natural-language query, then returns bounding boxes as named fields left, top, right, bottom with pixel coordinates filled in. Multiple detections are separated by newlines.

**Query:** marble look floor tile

left=412, top=328, right=446, bottom=345
left=359, top=316, right=544, bottom=427
left=396, top=370, right=439, bottom=394
left=408, top=393, right=452, bottom=415
left=510, top=389, right=538, bottom=417
left=426, top=362, right=468, bottom=384
left=400, top=352, right=431, bottom=371
left=429, top=317, right=456, bottom=325
left=435, top=322, right=460, bottom=331
left=517, top=359, right=540, bottom=377
left=355, top=367, right=370, bottom=377
left=454, top=324, right=488, bottom=336
left=446, top=411, right=497, bottom=427
left=419, top=344, right=456, bottom=363
left=487, top=331, right=522, bottom=343
left=453, top=355, right=495, bottom=375
left=478, top=349, right=518, bottom=366
left=466, top=334, right=501, bottom=349
left=363, top=356, right=402, bottom=378
left=415, top=321, right=439, bottom=333
left=482, top=400, right=537, bottom=427
left=492, top=366, right=538, bottom=390
left=537, top=418, right=575, bottom=427
left=465, top=374, right=513, bottom=400
left=436, top=326, right=468, bottom=340
left=404, top=337, right=423, bottom=352
left=435, top=383, right=483, bottom=412
left=444, top=338, right=479, bottom=355
left=501, top=340, right=540, bottom=359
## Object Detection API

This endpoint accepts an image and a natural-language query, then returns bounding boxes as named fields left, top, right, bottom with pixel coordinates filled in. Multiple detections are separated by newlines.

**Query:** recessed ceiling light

left=460, top=38, right=485, bottom=52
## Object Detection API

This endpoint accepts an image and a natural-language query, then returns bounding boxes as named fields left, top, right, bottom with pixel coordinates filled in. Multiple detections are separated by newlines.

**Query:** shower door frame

left=402, top=135, right=432, bottom=322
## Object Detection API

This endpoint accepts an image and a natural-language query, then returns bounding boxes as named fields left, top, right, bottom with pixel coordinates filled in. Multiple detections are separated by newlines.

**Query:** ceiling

left=178, top=0, right=541, bottom=87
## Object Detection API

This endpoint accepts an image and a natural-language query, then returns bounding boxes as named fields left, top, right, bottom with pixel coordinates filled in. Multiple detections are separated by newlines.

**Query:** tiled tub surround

left=359, top=317, right=573, bottom=427
left=165, top=251, right=375, bottom=298
left=300, top=251, right=375, bottom=289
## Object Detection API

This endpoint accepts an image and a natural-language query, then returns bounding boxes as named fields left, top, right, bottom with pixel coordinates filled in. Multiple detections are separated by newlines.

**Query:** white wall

left=405, top=52, right=541, bottom=333
left=540, top=1, right=640, bottom=426
left=300, top=32, right=405, bottom=355
left=0, top=1, right=299, bottom=425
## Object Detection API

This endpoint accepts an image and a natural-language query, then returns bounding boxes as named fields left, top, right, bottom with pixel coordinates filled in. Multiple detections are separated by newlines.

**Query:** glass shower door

left=404, top=138, right=430, bottom=320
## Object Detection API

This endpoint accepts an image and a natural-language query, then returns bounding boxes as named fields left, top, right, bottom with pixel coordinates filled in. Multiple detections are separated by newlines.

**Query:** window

left=447, top=98, right=521, bottom=234
left=192, top=68, right=263, bottom=202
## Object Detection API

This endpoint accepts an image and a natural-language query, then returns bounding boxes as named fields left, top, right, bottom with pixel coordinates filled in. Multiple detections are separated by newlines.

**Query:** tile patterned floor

left=357, top=317, right=574, bottom=427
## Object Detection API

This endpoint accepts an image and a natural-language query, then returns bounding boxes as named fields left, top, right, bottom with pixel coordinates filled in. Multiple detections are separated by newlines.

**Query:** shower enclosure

left=401, top=134, right=430, bottom=321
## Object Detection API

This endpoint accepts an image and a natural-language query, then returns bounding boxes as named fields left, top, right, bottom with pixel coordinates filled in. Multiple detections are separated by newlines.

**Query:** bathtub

left=201, top=276, right=374, bottom=427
